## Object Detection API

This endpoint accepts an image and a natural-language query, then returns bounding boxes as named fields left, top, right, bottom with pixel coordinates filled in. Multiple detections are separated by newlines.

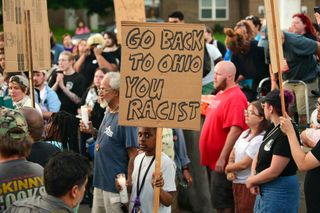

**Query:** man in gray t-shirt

left=0, top=108, right=45, bottom=212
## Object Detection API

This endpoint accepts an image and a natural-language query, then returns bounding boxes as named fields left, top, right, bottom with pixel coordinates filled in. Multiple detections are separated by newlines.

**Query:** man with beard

left=102, top=32, right=121, bottom=68
left=199, top=61, right=248, bottom=213
left=33, top=70, right=61, bottom=120
left=79, top=72, right=138, bottom=213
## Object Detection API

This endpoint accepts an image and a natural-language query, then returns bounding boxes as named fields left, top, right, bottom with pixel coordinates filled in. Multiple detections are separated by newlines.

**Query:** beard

left=214, top=78, right=227, bottom=92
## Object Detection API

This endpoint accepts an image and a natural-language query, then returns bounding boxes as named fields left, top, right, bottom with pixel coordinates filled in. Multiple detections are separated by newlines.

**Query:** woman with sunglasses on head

left=246, top=89, right=300, bottom=213
left=225, top=100, right=268, bottom=213
left=8, top=74, right=42, bottom=114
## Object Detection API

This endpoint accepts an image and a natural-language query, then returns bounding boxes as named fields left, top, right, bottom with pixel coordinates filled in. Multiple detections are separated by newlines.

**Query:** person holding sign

left=280, top=114, right=320, bottom=213
left=79, top=72, right=139, bottom=213
left=121, top=127, right=176, bottom=213
left=199, top=61, right=248, bottom=213
left=246, top=90, right=300, bottom=213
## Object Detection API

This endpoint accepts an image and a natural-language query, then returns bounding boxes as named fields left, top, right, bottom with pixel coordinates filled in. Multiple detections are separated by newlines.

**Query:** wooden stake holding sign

left=2, top=0, right=50, bottom=108
left=264, top=0, right=286, bottom=116
left=153, top=127, right=163, bottom=213
left=25, top=10, right=35, bottom=108
left=119, top=22, right=204, bottom=212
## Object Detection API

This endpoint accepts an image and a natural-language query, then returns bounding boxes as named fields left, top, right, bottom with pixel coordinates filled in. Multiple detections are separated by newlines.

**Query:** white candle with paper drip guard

left=117, top=173, right=128, bottom=203
left=81, top=105, right=89, bottom=128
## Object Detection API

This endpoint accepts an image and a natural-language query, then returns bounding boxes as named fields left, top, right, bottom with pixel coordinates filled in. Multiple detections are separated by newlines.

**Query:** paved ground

left=79, top=171, right=307, bottom=213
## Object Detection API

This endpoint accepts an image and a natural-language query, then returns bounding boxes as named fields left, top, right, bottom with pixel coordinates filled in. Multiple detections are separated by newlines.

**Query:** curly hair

left=224, top=28, right=250, bottom=54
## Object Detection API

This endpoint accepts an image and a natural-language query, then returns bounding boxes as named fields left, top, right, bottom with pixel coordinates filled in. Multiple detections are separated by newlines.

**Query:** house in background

left=159, top=0, right=318, bottom=30
left=47, top=0, right=319, bottom=32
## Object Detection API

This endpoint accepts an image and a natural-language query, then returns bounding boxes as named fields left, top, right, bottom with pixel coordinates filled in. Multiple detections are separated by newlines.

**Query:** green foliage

left=85, top=0, right=114, bottom=15
left=214, top=23, right=224, bottom=33
left=52, top=26, right=103, bottom=43
left=51, top=27, right=74, bottom=43
left=47, top=0, right=113, bottom=15
left=214, top=33, right=226, bottom=44
left=47, top=0, right=86, bottom=9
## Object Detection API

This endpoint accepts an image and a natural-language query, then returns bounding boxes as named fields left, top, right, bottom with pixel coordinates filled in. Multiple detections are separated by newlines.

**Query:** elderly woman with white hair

left=8, top=74, right=42, bottom=114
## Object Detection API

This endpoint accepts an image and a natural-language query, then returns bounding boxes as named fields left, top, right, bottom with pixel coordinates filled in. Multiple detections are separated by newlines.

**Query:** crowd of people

left=1, top=9, right=320, bottom=213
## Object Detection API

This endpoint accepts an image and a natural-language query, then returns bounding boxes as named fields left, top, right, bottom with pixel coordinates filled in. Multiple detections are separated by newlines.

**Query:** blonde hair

left=60, top=51, right=75, bottom=62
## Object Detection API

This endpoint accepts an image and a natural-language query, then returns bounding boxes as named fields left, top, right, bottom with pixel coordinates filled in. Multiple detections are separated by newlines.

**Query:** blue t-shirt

left=93, top=111, right=138, bottom=193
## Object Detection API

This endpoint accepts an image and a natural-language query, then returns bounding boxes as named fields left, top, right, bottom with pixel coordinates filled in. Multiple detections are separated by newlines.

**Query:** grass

left=214, top=33, right=226, bottom=43
left=51, top=26, right=74, bottom=43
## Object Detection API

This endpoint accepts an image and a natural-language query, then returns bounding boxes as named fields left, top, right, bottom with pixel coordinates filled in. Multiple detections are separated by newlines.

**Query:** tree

left=47, top=0, right=114, bottom=15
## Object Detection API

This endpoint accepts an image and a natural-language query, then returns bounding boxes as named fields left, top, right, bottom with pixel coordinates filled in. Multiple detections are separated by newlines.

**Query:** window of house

left=199, top=0, right=228, bottom=20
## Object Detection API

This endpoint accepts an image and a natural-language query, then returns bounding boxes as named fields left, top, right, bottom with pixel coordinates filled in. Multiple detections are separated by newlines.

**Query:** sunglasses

left=9, top=76, right=27, bottom=88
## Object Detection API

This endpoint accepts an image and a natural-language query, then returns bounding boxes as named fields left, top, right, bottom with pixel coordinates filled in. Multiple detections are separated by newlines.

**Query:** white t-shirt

left=202, top=43, right=222, bottom=86
left=233, top=129, right=264, bottom=184
left=129, top=152, right=176, bottom=213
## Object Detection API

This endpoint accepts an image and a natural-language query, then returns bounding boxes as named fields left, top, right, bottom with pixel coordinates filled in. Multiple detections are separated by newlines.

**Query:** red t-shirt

left=199, top=86, right=248, bottom=170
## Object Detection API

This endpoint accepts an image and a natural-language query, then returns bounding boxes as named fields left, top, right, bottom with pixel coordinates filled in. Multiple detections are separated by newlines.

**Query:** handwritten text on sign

left=119, top=22, right=204, bottom=130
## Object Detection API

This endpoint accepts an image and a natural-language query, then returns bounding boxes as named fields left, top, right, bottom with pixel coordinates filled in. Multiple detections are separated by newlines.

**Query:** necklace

left=95, top=110, right=118, bottom=152
left=263, top=124, right=280, bottom=143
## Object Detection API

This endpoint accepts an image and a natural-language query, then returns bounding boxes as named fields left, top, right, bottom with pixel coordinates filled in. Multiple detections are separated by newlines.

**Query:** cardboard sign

left=119, top=22, right=204, bottom=131
left=2, top=0, right=51, bottom=72
left=264, top=0, right=284, bottom=74
left=113, top=0, right=146, bottom=44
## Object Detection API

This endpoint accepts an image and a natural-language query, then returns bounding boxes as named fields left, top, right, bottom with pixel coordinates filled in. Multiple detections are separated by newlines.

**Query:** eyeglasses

left=98, top=88, right=113, bottom=93
left=138, top=132, right=154, bottom=139
left=244, top=109, right=260, bottom=116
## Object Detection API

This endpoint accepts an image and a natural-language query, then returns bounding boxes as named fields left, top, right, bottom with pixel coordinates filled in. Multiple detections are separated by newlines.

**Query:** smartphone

left=314, top=7, right=320, bottom=14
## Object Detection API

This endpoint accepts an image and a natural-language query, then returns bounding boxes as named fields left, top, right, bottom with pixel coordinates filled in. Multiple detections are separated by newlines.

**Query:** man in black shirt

left=49, top=51, right=85, bottom=116
left=74, top=33, right=117, bottom=88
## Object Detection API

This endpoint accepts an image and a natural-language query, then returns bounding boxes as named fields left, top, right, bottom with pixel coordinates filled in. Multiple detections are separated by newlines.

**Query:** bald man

left=22, top=107, right=60, bottom=167
left=199, top=61, right=248, bottom=213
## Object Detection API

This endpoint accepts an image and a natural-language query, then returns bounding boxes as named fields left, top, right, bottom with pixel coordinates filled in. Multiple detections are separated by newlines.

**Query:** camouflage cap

left=0, top=108, right=28, bottom=140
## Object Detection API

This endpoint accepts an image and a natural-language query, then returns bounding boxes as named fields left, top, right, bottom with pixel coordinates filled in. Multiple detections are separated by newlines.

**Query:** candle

left=117, top=173, right=128, bottom=203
